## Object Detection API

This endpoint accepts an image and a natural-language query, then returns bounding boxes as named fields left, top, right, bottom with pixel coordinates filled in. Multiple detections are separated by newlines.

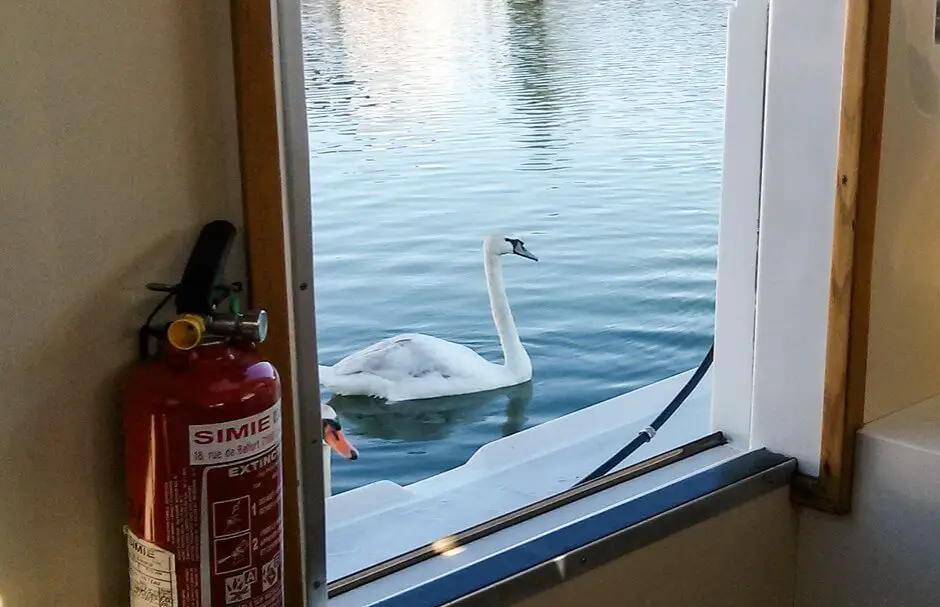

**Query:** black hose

left=574, top=343, right=715, bottom=487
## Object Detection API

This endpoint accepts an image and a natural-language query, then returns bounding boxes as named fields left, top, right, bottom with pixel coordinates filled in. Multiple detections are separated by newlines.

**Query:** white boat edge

left=326, top=368, right=711, bottom=530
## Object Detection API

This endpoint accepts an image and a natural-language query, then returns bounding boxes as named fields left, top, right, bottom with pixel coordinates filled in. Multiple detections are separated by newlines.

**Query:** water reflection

left=326, top=381, right=533, bottom=443
left=503, top=0, right=572, bottom=170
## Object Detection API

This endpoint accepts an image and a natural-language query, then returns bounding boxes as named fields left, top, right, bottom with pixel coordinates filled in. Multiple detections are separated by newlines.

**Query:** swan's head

left=484, top=232, right=539, bottom=262
left=322, top=404, right=359, bottom=460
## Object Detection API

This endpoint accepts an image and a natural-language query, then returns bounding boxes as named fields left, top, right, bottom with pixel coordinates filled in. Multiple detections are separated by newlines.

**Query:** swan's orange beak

left=324, top=423, right=359, bottom=460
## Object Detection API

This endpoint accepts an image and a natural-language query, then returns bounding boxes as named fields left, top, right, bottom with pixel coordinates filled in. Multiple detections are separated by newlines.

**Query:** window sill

left=328, top=446, right=794, bottom=607
left=324, top=370, right=795, bottom=607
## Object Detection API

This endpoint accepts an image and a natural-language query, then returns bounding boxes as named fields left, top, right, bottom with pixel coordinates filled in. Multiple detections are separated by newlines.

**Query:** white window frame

left=271, top=0, right=853, bottom=602
left=712, top=0, right=849, bottom=478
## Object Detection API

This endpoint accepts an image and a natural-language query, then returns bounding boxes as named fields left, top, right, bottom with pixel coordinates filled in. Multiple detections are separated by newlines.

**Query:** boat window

left=270, top=0, right=852, bottom=601
left=300, top=0, right=729, bottom=591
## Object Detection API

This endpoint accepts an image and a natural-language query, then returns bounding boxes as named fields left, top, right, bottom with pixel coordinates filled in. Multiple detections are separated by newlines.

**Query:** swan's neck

left=323, top=442, right=331, bottom=498
left=484, top=252, right=531, bottom=379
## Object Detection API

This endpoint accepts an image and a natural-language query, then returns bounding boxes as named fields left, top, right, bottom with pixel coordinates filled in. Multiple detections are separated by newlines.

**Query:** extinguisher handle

left=174, top=220, right=237, bottom=316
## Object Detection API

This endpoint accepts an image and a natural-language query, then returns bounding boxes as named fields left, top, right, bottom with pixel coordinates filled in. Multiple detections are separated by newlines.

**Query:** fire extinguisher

left=123, top=220, right=284, bottom=607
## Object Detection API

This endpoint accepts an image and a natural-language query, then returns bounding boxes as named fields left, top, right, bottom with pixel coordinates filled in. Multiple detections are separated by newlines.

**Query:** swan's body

left=319, top=332, right=522, bottom=401
left=322, top=404, right=358, bottom=497
left=318, top=233, right=538, bottom=402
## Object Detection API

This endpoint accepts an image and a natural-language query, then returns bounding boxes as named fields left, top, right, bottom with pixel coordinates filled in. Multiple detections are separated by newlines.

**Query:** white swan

left=322, top=403, right=358, bottom=497
left=318, top=233, right=538, bottom=402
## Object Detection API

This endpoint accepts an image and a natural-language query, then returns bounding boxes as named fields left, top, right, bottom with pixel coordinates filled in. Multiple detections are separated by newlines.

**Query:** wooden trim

left=792, top=0, right=891, bottom=513
left=230, top=0, right=305, bottom=603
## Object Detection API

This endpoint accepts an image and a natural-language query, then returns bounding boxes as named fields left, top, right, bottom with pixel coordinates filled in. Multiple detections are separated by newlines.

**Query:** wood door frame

left=230, top=0, right=323, bottom=604
left=791, top=0, right=892, bottom=514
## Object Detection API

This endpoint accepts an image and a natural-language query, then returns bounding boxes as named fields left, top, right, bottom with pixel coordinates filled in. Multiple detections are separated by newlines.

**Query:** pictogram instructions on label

left=189, top=404, right=282, bottom=465
left=214, top=496, right=251, bottom=537
left=190, top=401, right=284, bottom=606
left=127, top=526, right=179, bottom=607
left=204, top=443, right=283, bottom=605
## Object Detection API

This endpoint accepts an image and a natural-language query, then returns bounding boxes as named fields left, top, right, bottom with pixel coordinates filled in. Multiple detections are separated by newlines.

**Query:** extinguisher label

left=189, top=405, right=282, bottom=465
left=127, top=526, right=179, bottom=607
left=186, top=401, right=284, bottom=606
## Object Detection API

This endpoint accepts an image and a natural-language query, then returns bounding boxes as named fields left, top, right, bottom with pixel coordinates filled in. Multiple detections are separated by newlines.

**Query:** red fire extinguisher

left=123, top=220, right=284, bottom=607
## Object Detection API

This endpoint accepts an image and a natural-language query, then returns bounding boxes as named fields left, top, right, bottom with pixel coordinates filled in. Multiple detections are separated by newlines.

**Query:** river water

left=301, top=0, right=730, bottom=493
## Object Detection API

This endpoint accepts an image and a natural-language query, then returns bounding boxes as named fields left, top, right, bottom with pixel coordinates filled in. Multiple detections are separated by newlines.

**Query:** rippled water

left=302, top=0, right=729, bottom=494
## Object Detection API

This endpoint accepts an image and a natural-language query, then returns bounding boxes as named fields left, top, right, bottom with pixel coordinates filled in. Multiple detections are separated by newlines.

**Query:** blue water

left=302, top=0, right=728, bottom=494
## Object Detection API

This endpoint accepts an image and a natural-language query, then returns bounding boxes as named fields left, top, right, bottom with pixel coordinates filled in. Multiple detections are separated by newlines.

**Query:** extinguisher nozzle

left=167, top=314, right=206, bottom=351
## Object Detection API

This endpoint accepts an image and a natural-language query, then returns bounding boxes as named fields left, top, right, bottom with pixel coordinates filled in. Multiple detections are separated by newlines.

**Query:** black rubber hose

left=574, top=344, right=715, bottom=487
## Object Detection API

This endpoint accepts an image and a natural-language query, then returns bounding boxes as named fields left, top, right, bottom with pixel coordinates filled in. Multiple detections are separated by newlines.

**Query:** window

left=307, top=0, right=724, bottom=477
left=304, top=0, right=728, bottom=582
left=266, top=0, right=856, bottom=603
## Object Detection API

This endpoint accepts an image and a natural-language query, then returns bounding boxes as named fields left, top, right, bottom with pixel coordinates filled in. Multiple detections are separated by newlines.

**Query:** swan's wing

left=329, top=333, right=491, bottom=383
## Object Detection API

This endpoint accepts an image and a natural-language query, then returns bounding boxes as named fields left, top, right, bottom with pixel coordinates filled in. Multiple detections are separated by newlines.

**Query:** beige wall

left=0, top=2, right=243, bottom=605
left=517, top=488, right=797, bottom=607
left=863, top=0, right=940, bottom=423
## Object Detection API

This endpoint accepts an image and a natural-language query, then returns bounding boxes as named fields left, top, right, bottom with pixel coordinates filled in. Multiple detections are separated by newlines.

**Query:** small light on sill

left=431, top=536, right=464, bottom=556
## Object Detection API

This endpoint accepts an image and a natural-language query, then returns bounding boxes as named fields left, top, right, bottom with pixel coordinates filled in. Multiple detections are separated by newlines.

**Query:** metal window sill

left=326, top=446, right=795, bottom=607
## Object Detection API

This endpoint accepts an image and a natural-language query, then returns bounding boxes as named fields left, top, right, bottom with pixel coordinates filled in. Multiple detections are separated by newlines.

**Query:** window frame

left=229, top=0, right=891, bottom=603
left=230, top=1, right=319, bottom=605
left=712, top=0, right=890, bottom=511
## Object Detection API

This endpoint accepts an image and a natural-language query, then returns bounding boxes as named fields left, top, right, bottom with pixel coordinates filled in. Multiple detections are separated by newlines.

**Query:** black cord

left=147, top=292, right=175, bottom=327
left=574, top=343, right=715, bottom=487
left=138, top=292, right=175, bottom=361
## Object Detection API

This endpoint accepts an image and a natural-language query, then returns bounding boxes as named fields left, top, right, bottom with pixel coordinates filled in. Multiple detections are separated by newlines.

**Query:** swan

left=318, top=233, right=538, bottom=402
left=322, top=403, right=358, bottom=497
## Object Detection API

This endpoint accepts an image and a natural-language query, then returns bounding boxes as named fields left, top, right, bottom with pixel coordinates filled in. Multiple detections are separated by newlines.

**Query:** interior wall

left=863, top=0, right=940, bottom=423
left=0, top=2, right=243, bottom=605
left=516, top=488, right=797, bottom=607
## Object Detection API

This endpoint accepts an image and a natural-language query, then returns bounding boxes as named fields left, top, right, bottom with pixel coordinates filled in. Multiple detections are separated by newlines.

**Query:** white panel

left=750, top=0, right=848, bottom=476
left=797, top=395, right=940, bottom=606
left=710, top=0, right=769, bottom=447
